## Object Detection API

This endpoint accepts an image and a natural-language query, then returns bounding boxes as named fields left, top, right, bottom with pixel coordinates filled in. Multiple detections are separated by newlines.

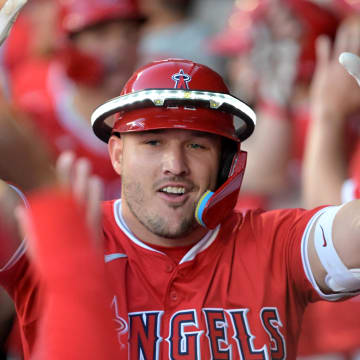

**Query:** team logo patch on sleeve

left=172, top=69, right=191, bottom=89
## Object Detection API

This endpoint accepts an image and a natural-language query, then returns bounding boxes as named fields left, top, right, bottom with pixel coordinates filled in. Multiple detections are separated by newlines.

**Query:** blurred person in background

left=137, top=0, right=226, bottom=76
left=210, top=0, right=339, bottom=210
left=212, top=1, right=360, bottom=359
left=10, top=0, right=146, bottom=200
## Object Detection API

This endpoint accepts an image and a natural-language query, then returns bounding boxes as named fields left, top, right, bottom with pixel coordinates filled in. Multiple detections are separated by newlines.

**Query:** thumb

left=315, top=35, right=332, bottom=67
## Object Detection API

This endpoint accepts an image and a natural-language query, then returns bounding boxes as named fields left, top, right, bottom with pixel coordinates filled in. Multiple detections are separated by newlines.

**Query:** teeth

left=161, top=186, right=185, bottom=194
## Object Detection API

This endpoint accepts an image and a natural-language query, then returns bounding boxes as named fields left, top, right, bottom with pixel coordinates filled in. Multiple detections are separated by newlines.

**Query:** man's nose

left=162, top=146, right=189, bottom=176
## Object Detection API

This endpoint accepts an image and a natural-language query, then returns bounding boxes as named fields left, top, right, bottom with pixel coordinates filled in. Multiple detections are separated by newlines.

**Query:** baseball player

left=4, top=56, right=360, bottom=360
left=2, top=2, right=360, bottom=359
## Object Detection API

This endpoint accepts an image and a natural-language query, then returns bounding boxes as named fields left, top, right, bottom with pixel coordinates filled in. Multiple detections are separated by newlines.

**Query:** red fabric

left=298, top=297, right=360, bottom=356
left=27, top=189, right=124, bottom=359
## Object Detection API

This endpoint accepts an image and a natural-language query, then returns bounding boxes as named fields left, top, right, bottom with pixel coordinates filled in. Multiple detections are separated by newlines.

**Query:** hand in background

left=56, top=151, right=104, bottom=242
left=310, top=15, right=360, bottom=121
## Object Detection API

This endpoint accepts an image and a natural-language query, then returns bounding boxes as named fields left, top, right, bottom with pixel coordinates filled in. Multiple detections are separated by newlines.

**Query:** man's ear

left=108, top=135, right=123, bottom=176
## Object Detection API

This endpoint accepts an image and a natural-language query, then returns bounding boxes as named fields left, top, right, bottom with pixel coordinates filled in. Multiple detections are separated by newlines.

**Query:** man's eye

left=145, top=140, right=160, bottom=146
left=189, top=143, right=205, bottom=149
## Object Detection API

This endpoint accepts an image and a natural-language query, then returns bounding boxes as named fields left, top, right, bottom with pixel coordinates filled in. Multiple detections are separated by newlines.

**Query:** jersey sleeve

left=26, top=188, right=125, bottom=360
left=251, top=207, right=329, bottom=305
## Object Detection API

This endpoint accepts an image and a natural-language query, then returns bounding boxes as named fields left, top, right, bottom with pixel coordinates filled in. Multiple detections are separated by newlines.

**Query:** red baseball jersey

left=102, top=200, right=332, bottom=359
left=11, top=59, right=121, bottom=200
left=0, top=196, right=340, bottom=359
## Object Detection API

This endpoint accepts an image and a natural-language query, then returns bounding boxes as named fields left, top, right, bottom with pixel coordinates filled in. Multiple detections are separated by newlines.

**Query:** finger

left=334, top=16, right=360, bottom=57
left=86, top=175, right=104, bottom=246
left=315, top=36, right=331, bottom=67
left=339, top=52, right=360, bottom=87
left=0, top=0, right=28, bottom=46
left=73, top=157, right=91, bottom=204
left=56, top=151, right=76, bottom=187
left=347, top=20, right=360, bottom=54
left=334, top=22, right=350, bottom=57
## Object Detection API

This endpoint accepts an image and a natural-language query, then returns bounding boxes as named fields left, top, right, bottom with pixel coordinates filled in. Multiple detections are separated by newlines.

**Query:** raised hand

left=310, top=15, right=360, bottom=120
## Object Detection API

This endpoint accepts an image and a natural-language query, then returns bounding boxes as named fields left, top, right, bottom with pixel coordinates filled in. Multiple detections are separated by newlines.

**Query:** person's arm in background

left=301, top=15, right=360, bottom=297
left=302, top=15, right=360, bottom=208
left=20, top=153, right=124, bottom=359
left=242, top=106, right=293, bottom=195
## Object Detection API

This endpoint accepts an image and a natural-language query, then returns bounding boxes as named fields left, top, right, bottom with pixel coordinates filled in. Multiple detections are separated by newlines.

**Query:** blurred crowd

left=0, top=0, right=360, bottom=358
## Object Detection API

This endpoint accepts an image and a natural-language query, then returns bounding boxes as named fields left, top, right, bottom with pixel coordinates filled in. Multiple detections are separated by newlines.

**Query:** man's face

left=72, top=20, right=141, bottom=92
left=109, top=129, right=222, bottom=240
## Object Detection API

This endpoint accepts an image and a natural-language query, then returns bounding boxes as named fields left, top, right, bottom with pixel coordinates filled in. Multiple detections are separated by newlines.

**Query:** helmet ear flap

left=195, top=148, right=247, bottom=229
left=217, top=139, right=239, bottom=188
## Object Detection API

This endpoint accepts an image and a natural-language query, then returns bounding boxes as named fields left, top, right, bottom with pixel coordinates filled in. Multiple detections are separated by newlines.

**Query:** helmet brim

left=91, top=89, right=256, bottom=143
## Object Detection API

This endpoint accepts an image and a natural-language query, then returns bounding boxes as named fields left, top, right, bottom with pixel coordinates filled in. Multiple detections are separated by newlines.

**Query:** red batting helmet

left=58, top=0, right=145, bottom=35
left=91, top=58, right=256, bottom=229
left=57, top=0, right=146, bottom=86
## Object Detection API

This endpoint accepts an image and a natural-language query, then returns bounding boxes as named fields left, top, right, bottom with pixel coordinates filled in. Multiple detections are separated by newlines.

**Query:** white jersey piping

left=113, top=199, right=220, bottom=263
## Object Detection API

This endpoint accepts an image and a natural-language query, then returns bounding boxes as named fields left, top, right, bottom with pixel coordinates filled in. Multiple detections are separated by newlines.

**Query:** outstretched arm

left=304, top=17, right=360, bottom=295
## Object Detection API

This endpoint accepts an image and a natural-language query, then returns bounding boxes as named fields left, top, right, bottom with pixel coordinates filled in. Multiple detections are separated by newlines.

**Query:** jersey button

left=165, top=264, right=175, bottom=273
left=170, top=291, right=178, bottom=301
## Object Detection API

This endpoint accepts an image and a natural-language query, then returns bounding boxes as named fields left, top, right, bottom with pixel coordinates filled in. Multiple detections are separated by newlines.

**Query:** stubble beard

left=123, top=180, right=198, bottom=239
